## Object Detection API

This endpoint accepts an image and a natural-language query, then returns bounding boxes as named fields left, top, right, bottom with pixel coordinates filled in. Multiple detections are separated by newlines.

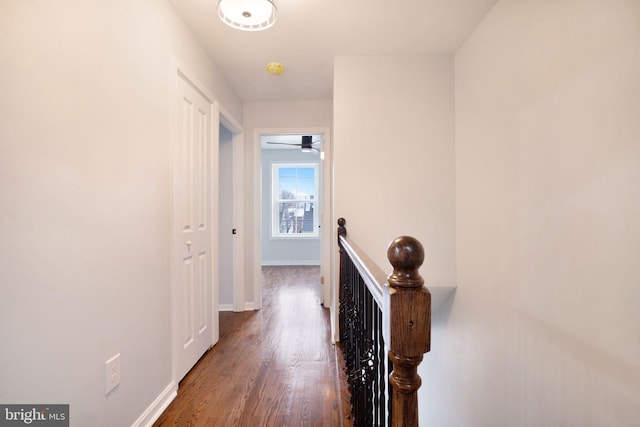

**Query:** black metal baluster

left=364, top=285, right=373, bottom=426
left=372, top=292, right=378, bottom=426
left=378, top=305, right=386, bottom=426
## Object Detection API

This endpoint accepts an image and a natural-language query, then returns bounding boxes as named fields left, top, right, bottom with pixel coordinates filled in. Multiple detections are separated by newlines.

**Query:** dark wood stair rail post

left=387, top=235, right=431, bottom=427
left=337, top=218, right=431, bottom=426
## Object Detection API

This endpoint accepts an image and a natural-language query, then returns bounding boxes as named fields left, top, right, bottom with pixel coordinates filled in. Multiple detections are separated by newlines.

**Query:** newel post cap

left=387, top=236, right=424, bottom=289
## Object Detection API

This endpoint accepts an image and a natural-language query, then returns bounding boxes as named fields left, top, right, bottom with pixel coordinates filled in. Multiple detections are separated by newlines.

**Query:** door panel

left=175, top=73, right=214, bottom=381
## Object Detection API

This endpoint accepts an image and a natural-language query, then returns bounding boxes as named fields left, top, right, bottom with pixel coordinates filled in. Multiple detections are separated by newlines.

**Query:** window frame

left=271, top=162, right=319, bottom=239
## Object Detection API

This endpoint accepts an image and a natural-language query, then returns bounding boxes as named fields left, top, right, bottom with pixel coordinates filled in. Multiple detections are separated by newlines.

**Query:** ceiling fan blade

left=266, top=136, right=322, bottom=153
left=266, top=141, right=303, bottom=147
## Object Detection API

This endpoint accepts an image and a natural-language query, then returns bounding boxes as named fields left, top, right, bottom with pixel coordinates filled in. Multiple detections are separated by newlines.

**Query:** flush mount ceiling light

left=218, top=0, right=277, bottom=31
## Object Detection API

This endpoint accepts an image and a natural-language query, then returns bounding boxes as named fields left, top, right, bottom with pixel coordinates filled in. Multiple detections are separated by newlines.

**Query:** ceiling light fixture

left=218, top=0, right=277, bottom=31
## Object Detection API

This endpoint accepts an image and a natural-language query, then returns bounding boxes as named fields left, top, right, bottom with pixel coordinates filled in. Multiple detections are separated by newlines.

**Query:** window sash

left=272, top=163, right=319, bottom=238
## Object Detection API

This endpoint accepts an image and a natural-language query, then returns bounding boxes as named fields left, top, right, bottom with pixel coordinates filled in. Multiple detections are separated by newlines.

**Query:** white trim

left=269, top=235, right=321, bottom=241
left=211, top=100, right=221, bottom=346
left=219, top=105, right=242, bottom=134
left=261, top=260, right=321, bottom=266
left=175, top=61, right=216, bottom=104
left=218, top=303, right=234, bottom=312
left=130, top=381, right=177, bottom=427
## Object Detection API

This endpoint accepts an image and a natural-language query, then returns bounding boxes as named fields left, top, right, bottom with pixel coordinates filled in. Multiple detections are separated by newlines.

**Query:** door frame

left=169, top=59, right=219, bottom=384
left=219, top=106, right=245, bottom=312
left=252, top=127, right=332, bottom=309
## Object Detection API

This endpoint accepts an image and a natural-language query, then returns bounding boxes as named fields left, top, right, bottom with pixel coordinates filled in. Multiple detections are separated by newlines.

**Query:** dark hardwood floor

left=154, top=266, right=352, bottom=427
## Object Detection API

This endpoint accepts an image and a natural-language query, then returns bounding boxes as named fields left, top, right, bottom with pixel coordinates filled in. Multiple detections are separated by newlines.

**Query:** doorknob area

left=232, top=229, right=237, bottom=235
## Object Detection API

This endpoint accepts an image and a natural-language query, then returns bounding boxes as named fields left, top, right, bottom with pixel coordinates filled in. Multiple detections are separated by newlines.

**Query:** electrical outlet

left=105, top=353, right=121, bottom=395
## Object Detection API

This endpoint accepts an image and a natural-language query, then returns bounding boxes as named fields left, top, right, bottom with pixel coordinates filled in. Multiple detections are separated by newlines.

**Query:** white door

left=173, top=72, right=215, bottom=381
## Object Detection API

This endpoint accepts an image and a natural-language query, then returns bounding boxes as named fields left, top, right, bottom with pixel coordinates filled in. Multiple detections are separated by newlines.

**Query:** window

left=272, top=163, right=319, bottom=238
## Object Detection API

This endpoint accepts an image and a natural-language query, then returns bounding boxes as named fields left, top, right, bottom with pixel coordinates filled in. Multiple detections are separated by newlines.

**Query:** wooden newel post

left=337, top=217, right=347, bottom=239
left=387, top=236, right=431, bottom=427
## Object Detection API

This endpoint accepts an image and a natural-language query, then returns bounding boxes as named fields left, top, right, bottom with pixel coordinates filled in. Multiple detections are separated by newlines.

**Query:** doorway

left=218, top=124, right=234, bottom=311
left=218, top=112, right=244, bottom=313
left=254, top=129, right=332, bottom=308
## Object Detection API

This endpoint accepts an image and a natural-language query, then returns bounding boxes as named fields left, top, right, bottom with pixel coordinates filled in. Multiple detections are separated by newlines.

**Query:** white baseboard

left=218, top=304, right=234, bottom=312
left=220, top=303, right=259, bottom=312
left=131, top=381, right=177, bottom=427
left=261, top=260, right=320, bottom=266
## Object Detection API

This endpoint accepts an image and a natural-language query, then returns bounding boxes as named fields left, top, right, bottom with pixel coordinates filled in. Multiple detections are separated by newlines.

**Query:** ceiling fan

left=266, top=135, right=321, bottom=153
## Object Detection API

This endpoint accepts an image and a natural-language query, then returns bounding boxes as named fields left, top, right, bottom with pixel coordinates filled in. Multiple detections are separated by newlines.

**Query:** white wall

left=0, top=1, right=240, bottom=426
left=261, top=148, right=321, bottom=265
left=333, top=53, right=457, bottom=415
left=333, top=55, right=456, bottom=285
left=243, top=101, right=332, bottom=306
left=434, top=1, right=640, bottom=426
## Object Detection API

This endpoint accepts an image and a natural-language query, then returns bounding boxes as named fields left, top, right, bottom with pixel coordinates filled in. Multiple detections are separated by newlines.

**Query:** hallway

left=154, top=266, right=351, bottom=426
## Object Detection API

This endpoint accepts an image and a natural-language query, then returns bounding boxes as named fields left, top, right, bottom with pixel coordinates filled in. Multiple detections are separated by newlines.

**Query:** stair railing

left=337, top=217, right=431, bottom=427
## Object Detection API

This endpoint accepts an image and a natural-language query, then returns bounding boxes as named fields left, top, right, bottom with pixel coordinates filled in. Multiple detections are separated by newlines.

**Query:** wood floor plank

left=154, top=266, right=352, bottom=427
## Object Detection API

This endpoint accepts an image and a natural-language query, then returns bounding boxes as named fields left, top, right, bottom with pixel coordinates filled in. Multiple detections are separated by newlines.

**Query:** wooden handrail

left=338, top=217, right=431, bottom=427
left=338, top=219, right=388, bottom=307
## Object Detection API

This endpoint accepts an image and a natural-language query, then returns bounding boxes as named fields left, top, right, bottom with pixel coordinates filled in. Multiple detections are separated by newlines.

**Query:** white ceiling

left=169, top=0, right=498, bottom=102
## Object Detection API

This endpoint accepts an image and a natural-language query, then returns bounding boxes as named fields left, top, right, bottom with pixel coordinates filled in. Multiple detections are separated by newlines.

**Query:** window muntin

left=272, top=163, right=319, bottom=238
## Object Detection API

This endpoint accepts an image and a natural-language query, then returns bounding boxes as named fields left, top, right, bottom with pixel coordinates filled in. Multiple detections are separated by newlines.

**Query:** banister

left=337, top=217, right=431, bottom=427
left=337, top=229, right=387, bottom=307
